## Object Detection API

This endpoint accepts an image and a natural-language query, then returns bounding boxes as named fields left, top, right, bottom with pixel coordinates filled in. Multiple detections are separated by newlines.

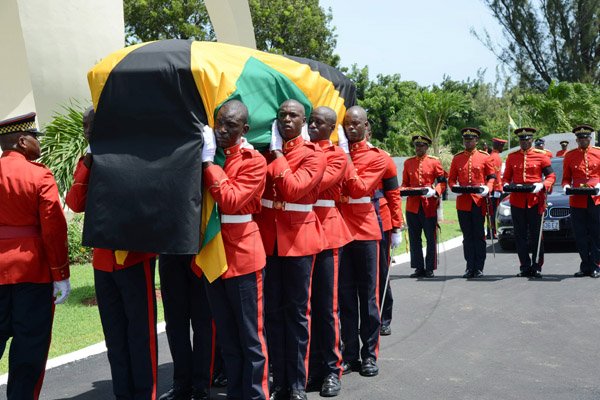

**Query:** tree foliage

left=124, top=0, right=215, bottom=43
left=476, top=0, right=600, bottom=89
left=123, top=0, right=339, bottom=66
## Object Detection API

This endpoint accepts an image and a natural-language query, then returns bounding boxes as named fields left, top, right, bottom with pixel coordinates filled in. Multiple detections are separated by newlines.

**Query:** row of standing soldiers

left=1, top=105, right=599, bottom=400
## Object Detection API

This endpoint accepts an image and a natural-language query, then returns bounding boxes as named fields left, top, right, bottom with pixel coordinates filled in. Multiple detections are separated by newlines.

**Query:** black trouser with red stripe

left=0, top=282, right=53, bottom=400
left=511, top=206, right=545, bottom=272
left=406, top=205, right=438, bottom=271
left=205, top=270, right=269, bottom=400
left=159, top=255, right=215, bottom=394
left=94, top=258, right=158, bottom=400
left=378, top=231, right=394, bottom=328
left=457, top=202, right=487, bottom=273
left=308, top=248, right=343, bottom=380
left=570, top=198, right=600, bottom=274
left=265, top=254, right=314, bottom=392
left=339, top=240, right=380, bottom=362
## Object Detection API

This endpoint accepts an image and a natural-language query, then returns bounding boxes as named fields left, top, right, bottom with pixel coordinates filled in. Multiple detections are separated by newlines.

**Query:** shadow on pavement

left=391, top=274, right=576, bottom=282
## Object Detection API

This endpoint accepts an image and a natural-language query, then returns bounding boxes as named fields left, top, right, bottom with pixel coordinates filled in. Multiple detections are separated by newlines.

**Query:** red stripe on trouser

left=33, top=301, right=55, bottom=400
left=374, top=244, right=381, bottom=359
left=209, top=319, right=217, bottom=386
left=332, top=248, right=343, bottom=378
left=143, top=259, right=158, bottom=400
left=255, top=270, right=270, bottom=399
left=433, top=227, right=438, bottom=270
left=303, top=255, right=316, bottom=387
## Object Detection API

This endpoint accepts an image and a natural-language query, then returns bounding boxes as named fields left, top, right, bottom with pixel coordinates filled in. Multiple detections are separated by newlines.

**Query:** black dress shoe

left=380, top=324, right=392, bottom=336
left=462, top=270, right=474, bottom=279
left=159, top=386, right=192, bottom=400
left=320, top=373, right=341, bottom=397
left=341, top=360, right=361, bottom=375
left=592, top=270, right=600, bottom=278
left=269, top=386, right=289, bottom=400
left=359, top=358, right=379, bottom=377
left=424, top=270, right=435, bottom=278
left=473, top=270, right=484, bottom=278
left=212, top=371, right=228, bottom=387
left=530, top=271, right=543, bottom=279
left=306, top=375, right=324, bottom=392
left=516, top=271, right=530, bottom=277
left=191, top=388, right=208, bottom=400
left=574, top=270, right=587, bottom=277
left=290, top=389, right=308, bottom=400
left=410, top=269, right=425, bottom=278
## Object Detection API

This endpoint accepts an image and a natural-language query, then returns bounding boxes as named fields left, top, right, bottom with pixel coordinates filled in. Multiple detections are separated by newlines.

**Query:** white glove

left=563, top=184, right=571, bottom=192
left=201, top=125, right=216, bottom=162
left=595, top=183, right=600, bottom=190
left=53, top=279, right=71, bottom=304
left=492, top=190, right=501, bottom=198
left=391, top=232, right=402, bottom=248
left=532, top=182, right=544, bottom=193
left=337, top=125, right=349, bottom=154
left=424, top=187, right=437, bottom=198
left=270, top=120, right=283, bottom=151
left=480, top=185, right=490, bottom=197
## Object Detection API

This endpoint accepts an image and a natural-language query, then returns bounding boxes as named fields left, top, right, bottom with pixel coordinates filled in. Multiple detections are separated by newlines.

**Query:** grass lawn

left=0, top=264, right=165, bottom=375
left=1, top=200, right=463, bottom=375
left=393, top=199, right=462, bottom=256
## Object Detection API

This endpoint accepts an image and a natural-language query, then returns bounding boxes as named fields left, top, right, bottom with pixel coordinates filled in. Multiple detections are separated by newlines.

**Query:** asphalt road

left=2, top=241, right=599, bottom=400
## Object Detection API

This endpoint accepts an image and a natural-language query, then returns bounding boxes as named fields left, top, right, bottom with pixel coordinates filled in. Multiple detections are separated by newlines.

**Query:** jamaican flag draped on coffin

left=84, top=39, right=356, bottom=279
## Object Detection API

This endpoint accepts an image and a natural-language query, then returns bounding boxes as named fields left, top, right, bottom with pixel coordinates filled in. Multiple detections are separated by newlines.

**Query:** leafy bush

left=67, top=214, right=92, bottom=264
left=39, top=102, right=89, bottom=196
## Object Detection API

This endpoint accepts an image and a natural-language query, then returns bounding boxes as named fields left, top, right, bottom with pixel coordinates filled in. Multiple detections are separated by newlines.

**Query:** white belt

left=314, top=199, right=336, bottom=207
left=348, top=196, right=371, bottom=204
left=261, top=199, right=313, bottom=212
left=221, top=214, right=252, bottom=223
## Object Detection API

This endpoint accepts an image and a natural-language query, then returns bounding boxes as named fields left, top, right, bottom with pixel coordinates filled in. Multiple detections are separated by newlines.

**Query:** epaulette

left=427, top=155, right=440, bottom=160
left=240, top=147, right=256, bottom=159
left=533, top=149, right=546, bottom=154
left=29, top=161, right=49, bottom=170
left=594, top=146, right=600, bottom=150
left=453, top=151, right=465, bottom=157
left=565, top=148, right=578, bottom=155
left=406, top=155, right=417, bottom=161
left=478, top=150, right=489, bottom=155
left=508, top=149, right=521, bottom=156
left=303, top=141, right=319, bottom=151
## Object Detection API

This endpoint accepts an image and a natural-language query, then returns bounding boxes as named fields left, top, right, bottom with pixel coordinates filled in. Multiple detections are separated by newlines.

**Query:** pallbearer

left=562, top=125, right=600, bottom=278
left=556, top=140, right=569, bottom=157
left=487, top=137, right=506, bottom=239
left=448, top=128, right=495, bottom=278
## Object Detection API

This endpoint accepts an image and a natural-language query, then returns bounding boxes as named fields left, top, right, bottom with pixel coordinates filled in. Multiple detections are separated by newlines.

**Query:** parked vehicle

left=496, top=158, right=574, bottom=250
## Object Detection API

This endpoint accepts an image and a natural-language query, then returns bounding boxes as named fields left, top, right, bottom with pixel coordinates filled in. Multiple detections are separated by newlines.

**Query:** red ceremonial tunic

left=377, top=151, right=404, bottom=232
left=556, top=149, right=567, bottom=157
left=313, top=140, right=353, bottom=249
left=448, top=150, right=495, bottom=212
left=65, top=158, right=155, bottom=271
left=502, top=148, right=556, bottom=210
left=255, top=135, right=326, bottom=257
left=544, top=149, right=553, bottom=158
left=0, top=151, right=69, bottom=284
left=401, top=154, right=446, bottom=218
left=489, top=150, right=503, bottom=193
left=203, top=143, right=267, bottom=278
left=561, top=146, right=600, bottom=208
left=339, top=140, right=387, bottom=241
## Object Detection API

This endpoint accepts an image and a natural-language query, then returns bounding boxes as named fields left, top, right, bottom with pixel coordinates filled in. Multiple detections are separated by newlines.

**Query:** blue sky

left=320, top=0, right=507, bottom=86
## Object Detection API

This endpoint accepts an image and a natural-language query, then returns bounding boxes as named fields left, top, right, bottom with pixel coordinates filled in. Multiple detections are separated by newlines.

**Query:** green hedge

left=67, top=214, right=92, bottom=264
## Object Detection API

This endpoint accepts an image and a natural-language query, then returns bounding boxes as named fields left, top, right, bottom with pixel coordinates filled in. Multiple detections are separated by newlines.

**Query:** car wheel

left=499, top=238, right=515, bottom=251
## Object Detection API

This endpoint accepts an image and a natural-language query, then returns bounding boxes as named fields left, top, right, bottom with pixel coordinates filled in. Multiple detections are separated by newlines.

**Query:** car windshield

left=551, top=158, right=563, bottom=188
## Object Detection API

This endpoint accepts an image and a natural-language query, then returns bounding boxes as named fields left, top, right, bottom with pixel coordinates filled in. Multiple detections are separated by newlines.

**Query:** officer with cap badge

left=0, top=112, right=70, bottom=399
left=502, top=127, right=556, bottom=278
left=556, top=141, right=569, bottom=157
left=488, top=137, right=507, bottom=239
left=534, top=138, right=553, bottom=158
left=562, top=125, right=600, bottom=278
left=401, top=134, right=447, bottom=278
left=448, top=128, right=496, bottom=278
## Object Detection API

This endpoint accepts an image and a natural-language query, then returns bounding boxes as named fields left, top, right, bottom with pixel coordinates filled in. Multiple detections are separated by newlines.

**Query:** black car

left=496, top=157, right=574, bottom=250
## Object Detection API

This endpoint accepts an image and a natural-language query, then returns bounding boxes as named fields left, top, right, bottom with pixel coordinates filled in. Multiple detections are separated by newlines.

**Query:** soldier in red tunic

left=487, top=138, right=506, bottom=239
left=0, top=112, right=70, bottom=400
left=502, top=127, right=556, bottom=278
left=556, top=140, right=569, bottom=157
left=306, top=106, right=353, bottom=397
left=338, top=106, right=387, bottom=378
left=66, top=107, right=159, bottom=400
left=201, top=100, right=270, bottom=399
left=448, top=128, right=496, bottom=278
left=401, top=135, right=447, bottom=278
left=255, top=99, right=326, bottom=400
left=561, top=125, right=600, bottom=278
